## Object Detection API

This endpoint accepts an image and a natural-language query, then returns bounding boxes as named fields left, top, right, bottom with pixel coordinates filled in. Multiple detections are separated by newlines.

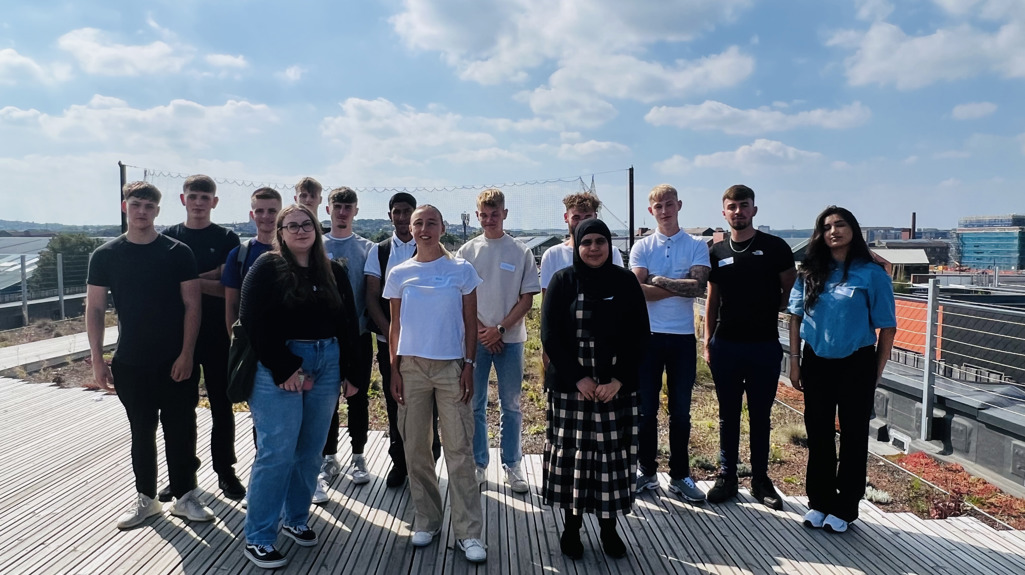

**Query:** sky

left=1, top=0, right=1023, bottom=231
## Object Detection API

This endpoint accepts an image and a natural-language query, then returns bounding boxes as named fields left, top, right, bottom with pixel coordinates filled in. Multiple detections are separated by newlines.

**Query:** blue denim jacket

left=787, top=259, right=897, bottom=359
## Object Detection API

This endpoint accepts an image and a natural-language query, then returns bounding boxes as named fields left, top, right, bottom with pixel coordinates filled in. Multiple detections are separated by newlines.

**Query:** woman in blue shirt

left=787, top=206, right=896, bottom=534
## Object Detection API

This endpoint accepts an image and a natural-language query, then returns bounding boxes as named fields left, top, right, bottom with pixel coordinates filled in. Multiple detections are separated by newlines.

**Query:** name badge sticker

left=499, top=262, right=516, bottom=272
left=719, top=257, right=734, bottom=267
left=836, top=285, right=856, bottom=297
left=753, top=250, right=764, bottom=256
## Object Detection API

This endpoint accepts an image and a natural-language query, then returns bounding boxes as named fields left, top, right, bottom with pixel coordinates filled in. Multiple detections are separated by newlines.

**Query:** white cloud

left=855, top=0, right=894, bottom=21
left=827, top=13, right=1025, bottom=90
left=0, top=48, right=71, bottom=84
left=951, top=101, right=997, bottom=120
left=554, top=139, right=630, bottom=160
left=517, top=85, right=618, bottom=129
left=655, top=139, right=822, bottom=175
left=437, top=147, right=534, bottom=164
left=645, top=100, right=870, bottom=135
left=278, top=65, right=305, bottom=82
left=57, top=27, right=193, bottom=76
left=0, top=95, right=277, bottom=151
left=205, top=54, right=247, bottom=69
left=320, top=97, right=503, bottom=168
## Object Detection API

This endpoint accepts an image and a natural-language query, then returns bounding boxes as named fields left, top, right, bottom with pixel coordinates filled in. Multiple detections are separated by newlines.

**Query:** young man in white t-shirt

left=539, top=191, right=624, bottom=294
left=630, top=184, right=711, bottom=503
left=456, top=189, right=540, bottom=493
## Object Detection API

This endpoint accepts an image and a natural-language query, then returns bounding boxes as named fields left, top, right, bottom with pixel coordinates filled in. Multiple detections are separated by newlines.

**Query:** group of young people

left=86, top=176, right=896, bottom=568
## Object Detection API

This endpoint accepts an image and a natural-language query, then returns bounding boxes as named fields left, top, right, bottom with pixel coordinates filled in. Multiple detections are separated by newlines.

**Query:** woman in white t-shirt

left=382, top=205, right=487, bottom=563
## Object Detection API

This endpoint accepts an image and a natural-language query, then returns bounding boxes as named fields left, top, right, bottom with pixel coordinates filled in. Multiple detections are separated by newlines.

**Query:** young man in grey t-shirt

left=456, top=189, right=540, bottom=492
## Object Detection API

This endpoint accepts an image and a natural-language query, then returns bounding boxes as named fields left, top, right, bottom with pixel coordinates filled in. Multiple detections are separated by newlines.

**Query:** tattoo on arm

left=648, top=265, right=710, bottom=298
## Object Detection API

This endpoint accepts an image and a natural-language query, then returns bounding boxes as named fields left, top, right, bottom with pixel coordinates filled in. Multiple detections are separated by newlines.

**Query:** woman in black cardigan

left=540, top=218, right=650, bottom=560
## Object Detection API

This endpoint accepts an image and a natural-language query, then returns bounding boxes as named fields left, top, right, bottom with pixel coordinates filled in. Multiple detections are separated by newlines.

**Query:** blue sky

left=1, top=0, right=1023, bottom=231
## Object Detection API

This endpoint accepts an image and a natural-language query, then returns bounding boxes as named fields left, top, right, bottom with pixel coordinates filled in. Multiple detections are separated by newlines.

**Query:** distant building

left=954, top=215, right=1025, bottom=271
left=870, top=248, right=930, bottom=280
left=873, top=239, right=951, bottom=267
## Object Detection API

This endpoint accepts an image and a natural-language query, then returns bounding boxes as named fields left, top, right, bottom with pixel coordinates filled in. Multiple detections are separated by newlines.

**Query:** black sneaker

left=282, top=524, right=318, bottom=547
left=751, top=475, right=784, bottom=511
left=244, top=544, right=287, bottom=569
left=157, top=486, right=173, bottom=503
left=386, top=466, right=407, bottom=488
left=706, top=475, right=738, bottom=504
left=219, top=473, right=247, bottom=501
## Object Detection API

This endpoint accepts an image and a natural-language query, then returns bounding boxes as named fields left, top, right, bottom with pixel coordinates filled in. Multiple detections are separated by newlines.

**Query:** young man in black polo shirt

left=163, top=174, right=245, bottom=501
left=704, top=184, right=797, bottom=509
left=86, top=181, right=214, bottom=529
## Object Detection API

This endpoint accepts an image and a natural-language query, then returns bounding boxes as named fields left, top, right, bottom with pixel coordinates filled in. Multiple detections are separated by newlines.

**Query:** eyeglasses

left=279, top=220, right=316, bottom=234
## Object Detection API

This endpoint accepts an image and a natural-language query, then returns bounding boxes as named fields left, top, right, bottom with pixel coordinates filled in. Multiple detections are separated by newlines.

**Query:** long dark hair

left=272, top=204, right=340, bottom=309
left=801, top=205, right=875, bottom=309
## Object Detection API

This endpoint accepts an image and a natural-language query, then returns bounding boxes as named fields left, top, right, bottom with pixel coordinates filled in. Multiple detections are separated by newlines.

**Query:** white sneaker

left=240, top=496, right=248, bottom=510
left=169, top=488, right=215, bottom=522
left=312, top=474, right=330, bottom=504
left=351, top=454, right=370, bottom=485
left=823, top=514, right=849, bottom=533
left=411, top=528, right=440, bottom=547
left=321, top=454, right=342, bottom=481
left=458, top=538, right=487, bottom=563
left=475, top=466, right=487, bottom=486
left=117, top=493, right=162, bottom=530
left=803, top=509, right=827, bottom=529
left=503, top=464, right=529, bottom=494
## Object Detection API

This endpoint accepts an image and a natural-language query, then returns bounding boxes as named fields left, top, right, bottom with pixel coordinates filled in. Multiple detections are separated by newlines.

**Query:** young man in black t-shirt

left=704, top=184, right=797, bottom=509
left=162, top=174, right=245, bottom=501
left=86, top=181, right=215, bottom=530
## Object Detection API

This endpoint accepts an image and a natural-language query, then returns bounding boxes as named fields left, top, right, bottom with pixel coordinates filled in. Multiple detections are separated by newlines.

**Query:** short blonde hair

left=648, top=184, right=678, bottom=204
left=476, top=188, right=505, bottom=210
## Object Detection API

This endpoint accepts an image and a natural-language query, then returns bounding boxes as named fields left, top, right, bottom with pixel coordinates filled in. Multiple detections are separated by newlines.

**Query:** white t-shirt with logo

left=383, top=256, right=483, bottom=360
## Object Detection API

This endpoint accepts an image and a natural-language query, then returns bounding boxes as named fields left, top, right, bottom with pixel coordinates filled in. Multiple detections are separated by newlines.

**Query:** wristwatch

left=463, top=358, right=476, bottom=367
left=496, top=324, right=506, bottom=335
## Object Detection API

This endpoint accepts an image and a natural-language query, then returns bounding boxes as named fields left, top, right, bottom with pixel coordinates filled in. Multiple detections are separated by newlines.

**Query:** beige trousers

left=398, top=356, right=482, bottom=539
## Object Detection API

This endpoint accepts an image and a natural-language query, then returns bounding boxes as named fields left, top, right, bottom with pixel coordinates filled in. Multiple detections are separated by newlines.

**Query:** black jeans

left=378, top=341, right=440, bottom=470
left=802, top=344, right=876, bottom=523
left=708, top=337, right=783, bottom=477
left=324, top=333, right=373, bottom=456
left=196, top=337, right=236, bottom=476
left=112, top=358, right=201, bottom=499
left=638, top=333, right=696, bottom=480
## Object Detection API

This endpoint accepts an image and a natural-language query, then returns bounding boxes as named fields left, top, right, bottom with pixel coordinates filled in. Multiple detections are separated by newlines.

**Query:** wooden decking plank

left=889, top=511, right=1017, bottom=575
left=852, top=506, right=958, bottom=574
left=521, top=453, right=573, bottom=575
left=945, top=517, right=1025, bottom=559
left=904, top=512, right=1025, bottom=575
left=638, top=487, right=746, bottom=575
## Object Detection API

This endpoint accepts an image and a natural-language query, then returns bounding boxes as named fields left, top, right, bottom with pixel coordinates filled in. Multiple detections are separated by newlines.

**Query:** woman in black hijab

left=540, top=218, right=650, bottom=560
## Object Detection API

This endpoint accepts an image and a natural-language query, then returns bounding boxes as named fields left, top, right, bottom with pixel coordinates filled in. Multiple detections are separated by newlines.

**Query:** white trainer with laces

left=321, top=454, right=342, bottom=481
left=351, top=454, right=370, bottom=485
left=169, top=488, right=214, bottom=522
left=117, top=493, right=162, bottom=530
left=503, top=464, right=529, bottom=494
left=803, top=509, right=827, bottom=529
left=458, top=538, right=487, bottom=563
left=312, top=474, right=330, bottom=504
left=411, top=528, right=440, bottom=547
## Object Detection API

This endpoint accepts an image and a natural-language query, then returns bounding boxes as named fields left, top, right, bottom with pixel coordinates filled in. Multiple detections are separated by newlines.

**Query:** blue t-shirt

left=787, top=259, right=897, bottom=359
left=221, top=239, right=272, bottom=290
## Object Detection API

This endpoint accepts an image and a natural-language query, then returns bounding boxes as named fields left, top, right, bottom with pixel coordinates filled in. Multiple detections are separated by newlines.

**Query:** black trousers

left=802, top=344, right=876, bottom=523
left=324, top=333, right=373, bottom=456
left=378, top=341, right=440, bottom=471
left=112, top=358, right=201, bottom=499
left=197, top=338, right=236, bottom=476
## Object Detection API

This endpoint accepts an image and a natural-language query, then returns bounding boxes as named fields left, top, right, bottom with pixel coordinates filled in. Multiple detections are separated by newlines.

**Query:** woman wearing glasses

left=239, top=204, right=359, bottom=569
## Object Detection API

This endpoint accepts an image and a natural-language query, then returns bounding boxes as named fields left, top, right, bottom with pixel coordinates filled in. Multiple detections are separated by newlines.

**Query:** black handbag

left=226, top=320, right=258, bottom=403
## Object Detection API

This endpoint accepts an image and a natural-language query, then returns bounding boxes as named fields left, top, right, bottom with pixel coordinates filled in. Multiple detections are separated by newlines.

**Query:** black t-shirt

left=163, top=223, right=240, bottom=344
left=708, top=230, right=795, bottom=342
left=87, top=235, right=198, bottom=366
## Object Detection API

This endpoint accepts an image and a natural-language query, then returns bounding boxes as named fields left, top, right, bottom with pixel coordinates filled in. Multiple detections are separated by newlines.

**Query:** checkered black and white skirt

left=542, top=389, right=638, bottom=518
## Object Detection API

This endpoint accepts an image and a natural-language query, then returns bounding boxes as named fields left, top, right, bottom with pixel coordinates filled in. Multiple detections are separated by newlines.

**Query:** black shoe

left=282, top=524, right=318, bottom=547
left=751, top=475, right=784, bottom=511
left=561, top=511, right=584, bottom=560
left=598, top=518, right=626, bottom=559
left=157, top=486, right=173, bottom=503
left=706, top=474, right=739, bottom=504
left=386, top=466, right=407, bottom=488
left=244, top=544, right=287, bottom=569
left=219, top=473, right=246, bottom=501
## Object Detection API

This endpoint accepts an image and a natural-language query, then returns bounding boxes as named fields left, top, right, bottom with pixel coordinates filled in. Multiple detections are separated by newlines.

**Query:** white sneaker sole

left=244, top=549, right=287, bottom=569
left=668, top=484, right=706, bottom=503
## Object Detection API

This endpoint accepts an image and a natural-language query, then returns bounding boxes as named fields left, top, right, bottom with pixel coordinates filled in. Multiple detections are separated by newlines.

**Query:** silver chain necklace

left=729, top=235, right=755, bottom=253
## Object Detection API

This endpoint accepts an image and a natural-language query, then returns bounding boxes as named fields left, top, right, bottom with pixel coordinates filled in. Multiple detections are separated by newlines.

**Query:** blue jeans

left=708, top=337, right=782, bottom=477
left=637, top=333, right=696, bottom=480
left=472, top=341, right=524, bottom=468
left=245, top=338, right=341, bottom=546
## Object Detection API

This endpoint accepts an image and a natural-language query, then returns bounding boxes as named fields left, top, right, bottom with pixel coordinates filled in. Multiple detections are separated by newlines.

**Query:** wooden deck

left=1, top=377, right=1023, bottom=575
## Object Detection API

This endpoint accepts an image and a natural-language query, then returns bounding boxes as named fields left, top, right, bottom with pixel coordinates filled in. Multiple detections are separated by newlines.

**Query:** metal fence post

left=20, top=255, right=28, bottom=326
left=920, top=277, right=939, bottom=441
left=57, top=253, right=66, bottom=320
